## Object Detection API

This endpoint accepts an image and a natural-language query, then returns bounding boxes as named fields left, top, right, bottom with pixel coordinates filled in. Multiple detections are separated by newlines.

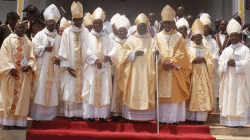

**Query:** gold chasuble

left=0, top=33, right=36, bottom=117
left=157, top=29, right=192, bottom=103
left=117, top=32, right=156, bottom=110
left=187, top=44, right=214, bottom=112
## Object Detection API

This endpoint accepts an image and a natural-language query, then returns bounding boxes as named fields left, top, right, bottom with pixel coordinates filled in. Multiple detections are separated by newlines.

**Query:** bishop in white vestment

left=30, top=4, right=61, bottom=121
left=219, top=19, right=250, bottom=127
left=82, top=7, right=116, bottom=122
left=58, top=1, right=92, bottom=120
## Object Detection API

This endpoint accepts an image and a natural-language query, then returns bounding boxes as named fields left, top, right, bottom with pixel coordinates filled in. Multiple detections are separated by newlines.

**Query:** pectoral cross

left=166, top=48, right=172, bottom=57
left=198, top=51, right=201, bottom=56
left=231, top=48, right=236, bottom=60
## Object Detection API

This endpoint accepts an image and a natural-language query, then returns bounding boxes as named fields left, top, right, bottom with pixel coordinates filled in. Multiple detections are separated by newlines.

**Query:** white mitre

left=227, top=19, right=242, bottom=35
left=200, top=13, right=211, bottom=27
left=200, top=13, right=211, bottom=19
left=110, top=13, right=121, bottom=25
left=43, top=4, right=61, bottom=23
left=115, top=15, right=131, bottom=30
left=176, top=17, right=189, bottom=29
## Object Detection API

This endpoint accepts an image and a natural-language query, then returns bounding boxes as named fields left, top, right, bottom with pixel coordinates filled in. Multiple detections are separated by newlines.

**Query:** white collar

left=91, top=29, right=105, bottom=37
left=43, top=27, right=57, bottom=36
left=134, top=31, right=151, bottom=38
left=231, top=42, right=242, bottom=49
left=115, top=37, right=127, bottom=44
left=203, top=35, right=212, bottom=40
left=69, top=25, right=84, bottom=33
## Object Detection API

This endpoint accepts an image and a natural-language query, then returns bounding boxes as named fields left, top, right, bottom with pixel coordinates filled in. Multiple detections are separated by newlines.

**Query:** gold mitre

left=134, top=13, right=149, bottom=26
left=71, top=1, right=83, bottom=18
left=60, top=17, right=70, bottom=28
left=161, top=5, right=176, bottom=21
left=83, top=12, right=93, bottom=26
left=92, top=7, right=106, bottom=22
left=191, top=19, right=204, bottom=36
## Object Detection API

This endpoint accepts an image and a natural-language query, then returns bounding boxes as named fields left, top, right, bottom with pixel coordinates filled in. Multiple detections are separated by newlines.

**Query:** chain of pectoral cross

left=166, top=30, right=173, bottom=57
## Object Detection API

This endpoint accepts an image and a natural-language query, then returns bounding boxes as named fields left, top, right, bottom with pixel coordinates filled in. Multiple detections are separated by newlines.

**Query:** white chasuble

left=0, top=33, right=36, bottom=126
left=32, top=28, right=61, bottom=107
left=58, top=25, right=92, bottom=117
left=83, top=30, right=115, bottom=107
left=219, top=43, right=250, bottom=126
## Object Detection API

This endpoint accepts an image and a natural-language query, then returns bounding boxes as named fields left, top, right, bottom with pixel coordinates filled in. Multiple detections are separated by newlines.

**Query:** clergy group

left=0, top=1, right=249, bottom=130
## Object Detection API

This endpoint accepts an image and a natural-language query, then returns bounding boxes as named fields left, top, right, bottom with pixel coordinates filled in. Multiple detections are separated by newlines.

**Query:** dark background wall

left=0, top=0, right=234, bottom=28
left=46, top=0, right=232, bottom=27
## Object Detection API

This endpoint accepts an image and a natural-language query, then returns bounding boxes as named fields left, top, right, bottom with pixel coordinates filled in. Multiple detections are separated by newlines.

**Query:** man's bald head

left=15, top=21, right=25, bottom=28
left=219, top=20, right=228, bottom=32
left=148, top=12, right=156, bottom=25
left=15, top=21, right=26, bottom=37
left=176, top=6, right=184, bottom=17
left=215, top=19, right=221, bottom=29
left=186, top=15, right=194, bottom=28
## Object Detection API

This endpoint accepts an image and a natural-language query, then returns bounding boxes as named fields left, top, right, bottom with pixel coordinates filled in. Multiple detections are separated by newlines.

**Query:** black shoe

left=227, top=126, right=240, bottom=128
left=99, top=118, right=107, bottom=123
left=15, top=126, right=27, bottom=130
left=112, top=117, right=120, bottom=122
left=195, top=121, right=205, bottom=125
left=172, top=122, right=179, bottom=125
left=125, top=119, right=130, bottom=123
left=185, top=120, right=195, bottom=124
left=76, top=117, right=85, bottom=121
left=140, top=121, right=151, bottom=124
left=3, top=125, right=14, bottom=130
left=68, top=117, right=75, bottom=121
left=87, top=118, right=95, bottom=122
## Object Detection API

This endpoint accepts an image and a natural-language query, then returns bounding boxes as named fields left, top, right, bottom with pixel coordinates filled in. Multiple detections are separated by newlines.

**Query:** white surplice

left=30, top=28, right=61, bottom=120
left=59, top=25, right=92, bottom=118
left=82, top=30, right=116, bottom=119
left=219, top=42, right=250, bottom=126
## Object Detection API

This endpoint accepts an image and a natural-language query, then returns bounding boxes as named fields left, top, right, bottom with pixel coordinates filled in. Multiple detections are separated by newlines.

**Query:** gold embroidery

left=157, top=30, right=181, bottom=98
left=0, top=113, right=27, bottom=121
left=8, top=39, right=24, bottom=114
left=94, top=73, right=103, bottom=107
left=188, top=46, right=214, bottom=112
left=44, top=35, right=56, bottom=107
left=74, top=32, right=83, bottom=103
left=93, top=36, right=104, bottom=107
left=44, top=55, right=54, bottom=107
